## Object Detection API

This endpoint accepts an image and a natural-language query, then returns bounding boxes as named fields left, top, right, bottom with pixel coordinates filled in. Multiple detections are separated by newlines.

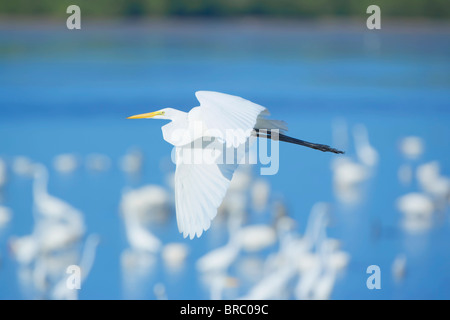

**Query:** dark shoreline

left=0, top=16, right=449, bottom=33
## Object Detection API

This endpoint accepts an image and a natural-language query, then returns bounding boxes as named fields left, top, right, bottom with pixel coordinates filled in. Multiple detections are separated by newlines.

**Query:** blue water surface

left=0, top=20, right=449, bottom=300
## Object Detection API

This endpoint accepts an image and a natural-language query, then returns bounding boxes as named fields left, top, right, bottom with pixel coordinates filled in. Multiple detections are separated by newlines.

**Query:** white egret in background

left=272, top=199, right=289, bottom=222
left=264, top=203, right=327, bottom=275
left=53, top=153, right=79, bottom=174
left=310, top=238, right=350, bottom=300
left=241, top=222, right=305, bottom=299
left=12, top=156, right=35, bottom=177
left=241, top=265, right=294, bottom=300
left=416, top=161, right=450, bottom=207
left=216, top=166, right=252, bottom=231
left=51, top=234, right=100, bottom=300
left=399, top=136, right=424, bottom=160
left=416, top=161, right=441, bottom=191
left=227, top=166, right=252, bottom=193
left=208, top=273, right=239, bottom=300
left=122, top=213, right=162, bottom=254
left=127, top=91, right=343, bottom=239
left=120, top=185, right=172, bottom=224
left=250, top=178, right=271, bottom=212
left=331, top=156, right=369, bottom=204
left=120, top=247, right=157, bottom=299
left=120, top=147, right=144, bottom=176
left=353, top=124, right=379, bottom=168
left=33, top=220, right=84, bottom=253
left=9, top=235, right=39, bottom=265
left=392, top=254, right=407, bottom=282
left=332, top=118, right=349, bottom=153
left=85, top=153, right=111, bottom=172
left=397, top=192, right=434, bottom=233
left=295, top=236, right=327, bottom=299
left=309, top=254, right=335, bottom=300
left=20, top=164, right=86, bottom=281
left=236, top=224, right=276, bottom=253
left=0, top=158, right=7, bottom=194
left=298, top=202, right=331, bottom=252
left=119, top=186, right=171, bottom=253
left=33, top=164, right=74, bottom=218
left=153, top=283, right=168, bottom=300
left=119, top=186, right=166, bottom=298
left=286, top=203, right=345, bottom=300
left=0, top=205, right=12, bottom=229
left=9, top=164, right=88, bottom=299
left=397, top=136, right=425, bottom=186
left=161, top=242, right=189, bottom=270
left=397, top=193, right=434, bottom=219
left=243, top=204, right=330, bottom=300
left=196, top=235, right=241, bottom=274
left=32, top=164, right=84, bottom=228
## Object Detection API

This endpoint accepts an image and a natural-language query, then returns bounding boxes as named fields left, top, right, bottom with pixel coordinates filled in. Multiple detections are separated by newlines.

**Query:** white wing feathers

left=255, top=118, right=289, bottom=133
left=196, top=91, right=267, bottom=148
left=174, top=91, right=286, bottom=239
left=175, top=152, right=236, bottom=239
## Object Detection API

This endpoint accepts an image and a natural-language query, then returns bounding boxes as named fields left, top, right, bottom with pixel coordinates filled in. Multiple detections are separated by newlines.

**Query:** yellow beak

left=127, top=111, right=164, bottom=119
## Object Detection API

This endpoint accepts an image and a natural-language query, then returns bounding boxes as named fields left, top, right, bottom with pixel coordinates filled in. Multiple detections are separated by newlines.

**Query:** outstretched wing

left=173, top=139, right=242, bottom=239
left=195, top=91, right=266, bottom=148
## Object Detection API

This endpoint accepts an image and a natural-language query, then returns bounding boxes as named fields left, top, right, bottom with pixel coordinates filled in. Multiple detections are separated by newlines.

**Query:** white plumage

left=127, top=91, right=293, bottom=239
left=196, top=91, right=267, bottom=147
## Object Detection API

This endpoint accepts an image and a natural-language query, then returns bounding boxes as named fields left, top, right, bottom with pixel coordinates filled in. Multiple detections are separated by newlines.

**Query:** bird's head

left=127, top=108, right=175, bottom=120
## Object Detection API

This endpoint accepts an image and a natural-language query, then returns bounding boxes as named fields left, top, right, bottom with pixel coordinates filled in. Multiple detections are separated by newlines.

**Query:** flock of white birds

left=0, top=121, right=448, bottom=300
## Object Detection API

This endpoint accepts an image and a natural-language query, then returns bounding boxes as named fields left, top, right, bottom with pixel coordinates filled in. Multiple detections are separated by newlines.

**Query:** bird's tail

left=255, top=129, right=344, bottom=154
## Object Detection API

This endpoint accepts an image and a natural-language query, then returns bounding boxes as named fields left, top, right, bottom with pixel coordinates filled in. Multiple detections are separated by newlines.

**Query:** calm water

left=0, top=20, right=449, bottom=300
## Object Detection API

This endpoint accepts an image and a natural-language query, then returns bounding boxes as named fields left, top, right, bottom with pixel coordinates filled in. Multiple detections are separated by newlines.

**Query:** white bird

left=120, top=185, right=172, bottom=224
left=127, top=91, right=343, bottom=239
left=32, top=164, right=84, bottom=225
left=162, top=242, right=189, bottom=269
left=241, top=265, right=294, bottom=300
left=397, top=192, right=434, bottom=218
left=399, top=136, right=424, bottom=160
left=119, top=186, right=169, bottom=253
left=122, top=212, right=162, bottom=253
left=29, top=164, right=86, bottom=257
left=416, top=161, right=450, bottom=205
left=236, top=224, right=277, bottom=253
left=120, top=147, right=144, bottom=176
left=392, top=254, right=407, bottom=282
left=397, top=192, right=434, bottom=233
left=12, top=156, right=35, bottom=177
left=0, top=157, right=7, bottom=192
left=85, top=153, right=111, bottom=172
left=50, top=234, right=100, bottom=300
left=53, top=153, right=79, bottom=174
left=153, top=283, right=168, bottom=300
left=196, top=235, right=241, bottom=274
left=331, top=156, right=369, bottom=204
left=208, top=273, right=239, bottom=300
left=9, top=235, right=39, bottom=265
left=250, top=178, right=271, bottom=212
left=353, top=124, right=379, bottom=168
left=0, top=205, right=12, bottom=228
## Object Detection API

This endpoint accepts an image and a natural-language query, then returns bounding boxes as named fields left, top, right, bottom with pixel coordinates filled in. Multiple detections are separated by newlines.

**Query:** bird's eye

left=161, top=111, right=165, bottom=115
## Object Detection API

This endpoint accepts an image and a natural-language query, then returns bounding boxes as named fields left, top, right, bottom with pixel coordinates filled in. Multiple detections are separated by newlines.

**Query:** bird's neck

left=168, top=108, right=188, bottom=122
left=161, top=110, right=189, bottom=146
left=33, top=169, right=48, bottom=199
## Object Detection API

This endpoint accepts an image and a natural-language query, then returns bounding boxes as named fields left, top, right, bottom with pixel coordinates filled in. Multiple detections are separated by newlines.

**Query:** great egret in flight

left=128, top=91, right=343, bottom=239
